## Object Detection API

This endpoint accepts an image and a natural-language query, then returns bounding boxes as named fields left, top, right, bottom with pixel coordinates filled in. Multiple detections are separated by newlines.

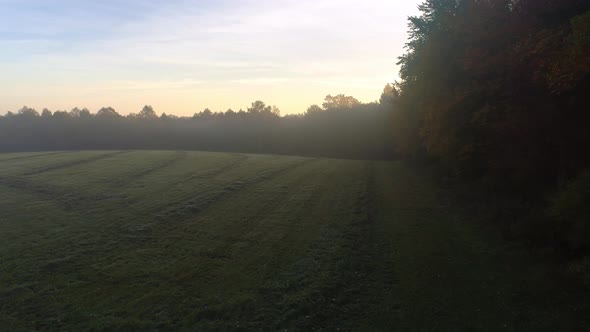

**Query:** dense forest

left=0, top=93, right=396, bottom=160
left=391, top=0, right=590, bottom=257
left=1, top=0, right=589, bottom=257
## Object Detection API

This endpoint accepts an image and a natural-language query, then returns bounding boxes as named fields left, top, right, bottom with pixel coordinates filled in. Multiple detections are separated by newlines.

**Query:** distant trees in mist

left=0, top=94, right=396, bottom=160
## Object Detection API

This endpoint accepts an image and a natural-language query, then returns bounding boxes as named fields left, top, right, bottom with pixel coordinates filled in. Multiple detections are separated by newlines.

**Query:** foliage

left=322, top=94, right=361, bottom=110
left=305, top=104, right=323, bottom=115
left=549, top=171, right=590, bottom=252
left=138, top=105, right=158, bottom=119
left=392, top=0, right=590, bottom=254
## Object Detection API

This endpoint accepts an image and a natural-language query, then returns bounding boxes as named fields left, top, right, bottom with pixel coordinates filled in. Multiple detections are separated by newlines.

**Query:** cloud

left=0, top=0, right=421, bottom=114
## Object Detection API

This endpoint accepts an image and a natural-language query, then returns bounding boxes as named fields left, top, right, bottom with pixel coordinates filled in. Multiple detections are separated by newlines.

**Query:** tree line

left=390, top=0, right=590, bottom=256
left=0, top=93, right=396, bottom=160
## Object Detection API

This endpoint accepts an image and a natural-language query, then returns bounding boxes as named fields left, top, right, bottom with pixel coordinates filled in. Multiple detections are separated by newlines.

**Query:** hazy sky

left=0, top=0, right=421, bottom=115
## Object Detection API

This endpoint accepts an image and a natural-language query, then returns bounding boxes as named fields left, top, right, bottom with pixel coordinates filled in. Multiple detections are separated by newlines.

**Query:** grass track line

left=0, top=175, right=125, bottom=211
left=128, top=160, right=339, bottom=296
left=170, top=161, right=372, bottom=330
left=125, top=157, right=318, bottom=235
left=0, top=155, right=305, bottom=221
left=105, top=151, right=189, bottom=187
left=153, top=153, right=252, bottom=190
left=258, top=162, right=377, bottom=330
left=0, top=151, right=71, bottom=163
left=23, top=151, right=131, bottom=176
left=191, top=154, right=251, bottom=179
left=214, top=162, right=333, bottom=247
left=189, top=167, right=324, bottom=274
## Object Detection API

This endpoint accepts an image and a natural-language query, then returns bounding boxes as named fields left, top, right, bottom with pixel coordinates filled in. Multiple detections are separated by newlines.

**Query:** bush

left=548, top=171, right=590, bottom=253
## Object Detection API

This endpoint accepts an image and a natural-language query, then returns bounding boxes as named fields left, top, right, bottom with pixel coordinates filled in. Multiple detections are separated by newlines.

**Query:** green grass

left=0, top=151, right=588, bottom=331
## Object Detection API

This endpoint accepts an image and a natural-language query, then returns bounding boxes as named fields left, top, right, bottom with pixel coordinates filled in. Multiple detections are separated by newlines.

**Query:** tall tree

left=96, top=107, right=120, bottom=118
left=247, top=100, right=272, bottom=114
left=139, top=105, right=158, bottom=119
left=322, top=94, right=361, bottom=110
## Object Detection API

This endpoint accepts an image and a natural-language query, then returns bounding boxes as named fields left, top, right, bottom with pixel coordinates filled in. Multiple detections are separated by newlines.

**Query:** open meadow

left=1, top=151, right=589, bottom=330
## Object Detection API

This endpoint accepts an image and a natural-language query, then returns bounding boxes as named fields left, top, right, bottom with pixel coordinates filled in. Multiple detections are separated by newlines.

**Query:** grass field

left=1, top=151, right=589, bottom=330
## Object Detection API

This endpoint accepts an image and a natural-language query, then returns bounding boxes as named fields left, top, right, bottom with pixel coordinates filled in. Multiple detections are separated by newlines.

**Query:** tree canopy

left=322, top=94, right=361, bottom=110
left=390, top=0, right=590, bottom=253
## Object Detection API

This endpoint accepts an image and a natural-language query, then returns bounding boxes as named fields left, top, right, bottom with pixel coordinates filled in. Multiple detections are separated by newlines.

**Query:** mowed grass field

left=1, top=151, right=589, bottom=331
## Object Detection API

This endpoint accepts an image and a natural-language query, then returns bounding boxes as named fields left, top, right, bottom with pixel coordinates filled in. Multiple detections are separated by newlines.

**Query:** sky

left=0, top=0, right=421, bottom=116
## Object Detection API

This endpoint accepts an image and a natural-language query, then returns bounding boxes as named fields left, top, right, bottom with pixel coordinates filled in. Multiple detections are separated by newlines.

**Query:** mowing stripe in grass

left=105, top=151, right=190, bottom=187
left=157, top=160, right=374, bottom=329
left=23, top=150, right=131, bottom=176
left=0, top=175, right=126, bottom=212
left=1, top=154, right=308, bottom=222
left=140, top=153, right=252, bottom=190
left=122, top=157, right=318, bottom=235
left=254, top=162, right=376, bottom=330
left=191, top=153, right=251, bottom=179
left=0, top=151, right=71, bottom=162
left=64, top=159, right=352, bottom=328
